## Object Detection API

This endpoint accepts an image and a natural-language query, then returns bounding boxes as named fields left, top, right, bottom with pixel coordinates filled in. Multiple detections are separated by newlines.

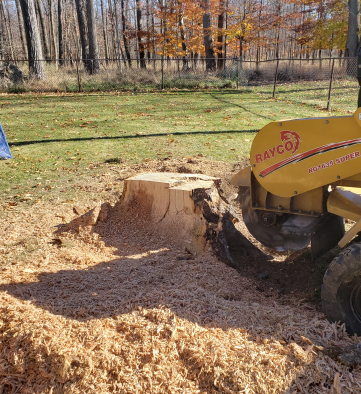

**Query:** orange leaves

left=134, top=0, right=345, bottom=60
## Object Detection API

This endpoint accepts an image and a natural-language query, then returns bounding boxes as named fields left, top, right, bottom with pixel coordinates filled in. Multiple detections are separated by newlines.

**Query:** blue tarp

left=0, top=122, right=12, bottom=160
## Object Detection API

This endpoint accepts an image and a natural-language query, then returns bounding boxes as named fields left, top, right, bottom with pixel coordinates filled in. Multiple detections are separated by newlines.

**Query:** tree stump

left=62, top=172, right=268, bottom=268
left=118, top=172, right=264, bottom=266
left=120, top=173, right=224, bottom=253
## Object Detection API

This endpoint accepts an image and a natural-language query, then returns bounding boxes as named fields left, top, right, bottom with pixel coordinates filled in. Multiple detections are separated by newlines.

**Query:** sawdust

left=0, top=158, right=360, bottom=393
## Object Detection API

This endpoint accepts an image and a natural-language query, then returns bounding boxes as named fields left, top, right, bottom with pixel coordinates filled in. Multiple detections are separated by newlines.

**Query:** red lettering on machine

left=255, top=130, right=301, bottom=164
left=308, top=151, right=360, bottom=174
left=335, top=151, right=360, bottom=164
left=308, top=160, right=334, bottom=174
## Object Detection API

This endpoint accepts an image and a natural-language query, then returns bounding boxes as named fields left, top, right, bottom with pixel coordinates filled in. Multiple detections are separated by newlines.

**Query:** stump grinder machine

left=231, top=85, right=361, bottom=336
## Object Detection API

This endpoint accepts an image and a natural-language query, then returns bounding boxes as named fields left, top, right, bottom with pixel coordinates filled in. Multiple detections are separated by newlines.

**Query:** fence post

left=326, top=58, right=335, bottom=111
left=161, top=57, right=164, bottom=89
left=236, top=57, right=239, bottom=88
left=76, top=59, right=82, bottom=93
left=272, top=59, right=279, bottom=98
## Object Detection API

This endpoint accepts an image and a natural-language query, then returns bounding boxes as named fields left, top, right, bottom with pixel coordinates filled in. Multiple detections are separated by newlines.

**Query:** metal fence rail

left=0, top=57, right=358, bottom=111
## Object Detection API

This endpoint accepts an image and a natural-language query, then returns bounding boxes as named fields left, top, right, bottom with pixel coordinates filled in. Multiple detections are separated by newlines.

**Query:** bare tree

left=107, top=0, right=116, bottom=58
left=346, top=0, right=359, bottom=57
left=178, top=0, right=187, bottom=70
left=100, top=0, right=109, bottom=61
left=86, top=0, right=100, bottom=73
left=58, top=0, right=64, bottom=65
left=202, top=0, right=215, bottom=70
left=14, top=0, right=26, bottom=56
left=35, top=0, right=50, bottom=60
left=0, top=0, right=14, bottom=59
left=19, top=0, right=45, bottom=78
left=48, top=0, right=57, bottom=59
left=0, top=25, right=3, bottom=60
left=217, top=0, right=225, bottom=70
left=74, top=0, right=89, bottom=68
left=136, top=0, right=146, bottom=68
left=121, top=0, right=131, bottom=67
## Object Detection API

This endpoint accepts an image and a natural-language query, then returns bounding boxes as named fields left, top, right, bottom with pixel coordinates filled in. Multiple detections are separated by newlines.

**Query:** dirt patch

left=230, top=219, right=342, bottom=307
left=0, top=158, right=360, bottom=393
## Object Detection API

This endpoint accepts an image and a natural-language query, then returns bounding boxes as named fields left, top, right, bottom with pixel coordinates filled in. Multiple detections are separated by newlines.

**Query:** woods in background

left=0, top=0, right=356, bottom=78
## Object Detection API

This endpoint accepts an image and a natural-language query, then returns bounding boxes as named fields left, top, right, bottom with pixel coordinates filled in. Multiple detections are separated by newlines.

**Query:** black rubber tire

left=322, top=243, right=361, bottom=336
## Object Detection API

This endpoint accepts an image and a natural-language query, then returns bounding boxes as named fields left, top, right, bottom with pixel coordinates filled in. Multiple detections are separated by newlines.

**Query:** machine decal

left=335, top=150, right=360, bottom=164
left=308, top=160, right=334, bottom=174
left=258, top=138, right=361, bottom=178
left=255, top=130, right=301, bottom=164
left=307, top=151, right=360, bottom=174
left=280, top=130, right=301, bottom=154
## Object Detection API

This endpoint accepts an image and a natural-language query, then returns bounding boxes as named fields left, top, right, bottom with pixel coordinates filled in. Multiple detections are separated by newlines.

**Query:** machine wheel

left=322, top=243, right=361, bottom=336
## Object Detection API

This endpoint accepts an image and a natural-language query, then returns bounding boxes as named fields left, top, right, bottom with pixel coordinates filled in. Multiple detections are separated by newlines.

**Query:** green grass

left=0, top=88, right=356, bottom=209
left=254, top=80, right=358, bottom=113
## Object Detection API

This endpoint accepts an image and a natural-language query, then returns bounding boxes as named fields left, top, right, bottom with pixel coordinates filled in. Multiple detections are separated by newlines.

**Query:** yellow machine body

left=250, top=108, right=361, bottom=198
left=231, top=108, right=361, bottom=252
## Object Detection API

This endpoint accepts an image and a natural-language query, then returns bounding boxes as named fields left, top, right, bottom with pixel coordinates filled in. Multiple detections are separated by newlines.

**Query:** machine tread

left=322, top=243, right=361, bottom=335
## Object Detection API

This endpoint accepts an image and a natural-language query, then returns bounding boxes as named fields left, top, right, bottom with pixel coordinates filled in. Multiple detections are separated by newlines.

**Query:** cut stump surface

left=120, top=173, right=224, bottom=253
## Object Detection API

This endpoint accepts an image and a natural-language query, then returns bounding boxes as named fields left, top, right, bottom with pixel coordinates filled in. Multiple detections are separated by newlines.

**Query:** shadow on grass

left=207, top=92, right=274, bottom=121
left=9, top=128, right=259, bottom=147
left=256, top=84, right=357, bottom=96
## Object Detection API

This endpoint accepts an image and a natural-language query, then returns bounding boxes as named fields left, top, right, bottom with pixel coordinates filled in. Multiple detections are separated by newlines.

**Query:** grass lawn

left=0, top=88, right=357, bottom=209
left=254, top=79, right=358, bottom=113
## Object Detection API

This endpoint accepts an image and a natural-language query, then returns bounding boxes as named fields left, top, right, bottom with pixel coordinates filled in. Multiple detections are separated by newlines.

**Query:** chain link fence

left=0, top=57, right=358, bottom=111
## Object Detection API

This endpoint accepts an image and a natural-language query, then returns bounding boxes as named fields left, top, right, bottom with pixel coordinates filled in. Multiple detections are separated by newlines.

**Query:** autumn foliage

left=0, top=0, right=350, bottom=63
left=137, top=0, right=348, bottom=60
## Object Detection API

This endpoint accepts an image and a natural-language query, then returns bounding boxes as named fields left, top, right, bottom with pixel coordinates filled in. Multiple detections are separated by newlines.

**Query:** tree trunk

left=346, top=0, right=359, bottom=57
left=217, top=0, right=225, bottom=70
left=177, top=0, right=187, bottom=70
left=35, top=0, right=50, bottom=61
left=275, top=27, right=280, bottom=59
left=3, top=0, right=15, bottom=60
left=112, top=0, right=124, bottom=69
left=58, top=0, right=64, bottom=66
left=19, top=0, right=45, bottom=78
left=136, top=0, right=146, bottom=68
left=63, top=1, right=71, bottom=61
left=0, top=10, right=4, bottom=60
left=100, top=0, right=109, bottom=62
left=224, top=0, right=228, bottom=59
left=74, top=0, right=90, bottom=69
left=346, top=0, right=359, bottom=76
left=146, top=0, right=150, bottom=61
left=14, top=0, right=26, bottom=57
left=239, top=37, right=243, bottom=61
left=0, top=0, right=14, bottom=60
left=202, top=0, right=215, bottom=71
left=152, top=0, right=156, bottom=70
left=86, top=0, right=100, bottom=74
left=0, top=29, right=3, bottom=60
left=121, top=0, right=131, bottom=67
left=48, top=0, right=57, bottom=60
left=107, top=0, right=115, bottom=59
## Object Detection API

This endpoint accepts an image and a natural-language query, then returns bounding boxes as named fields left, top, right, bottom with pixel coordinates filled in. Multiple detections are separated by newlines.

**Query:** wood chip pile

left=0, top=159, right=360, bottom=393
